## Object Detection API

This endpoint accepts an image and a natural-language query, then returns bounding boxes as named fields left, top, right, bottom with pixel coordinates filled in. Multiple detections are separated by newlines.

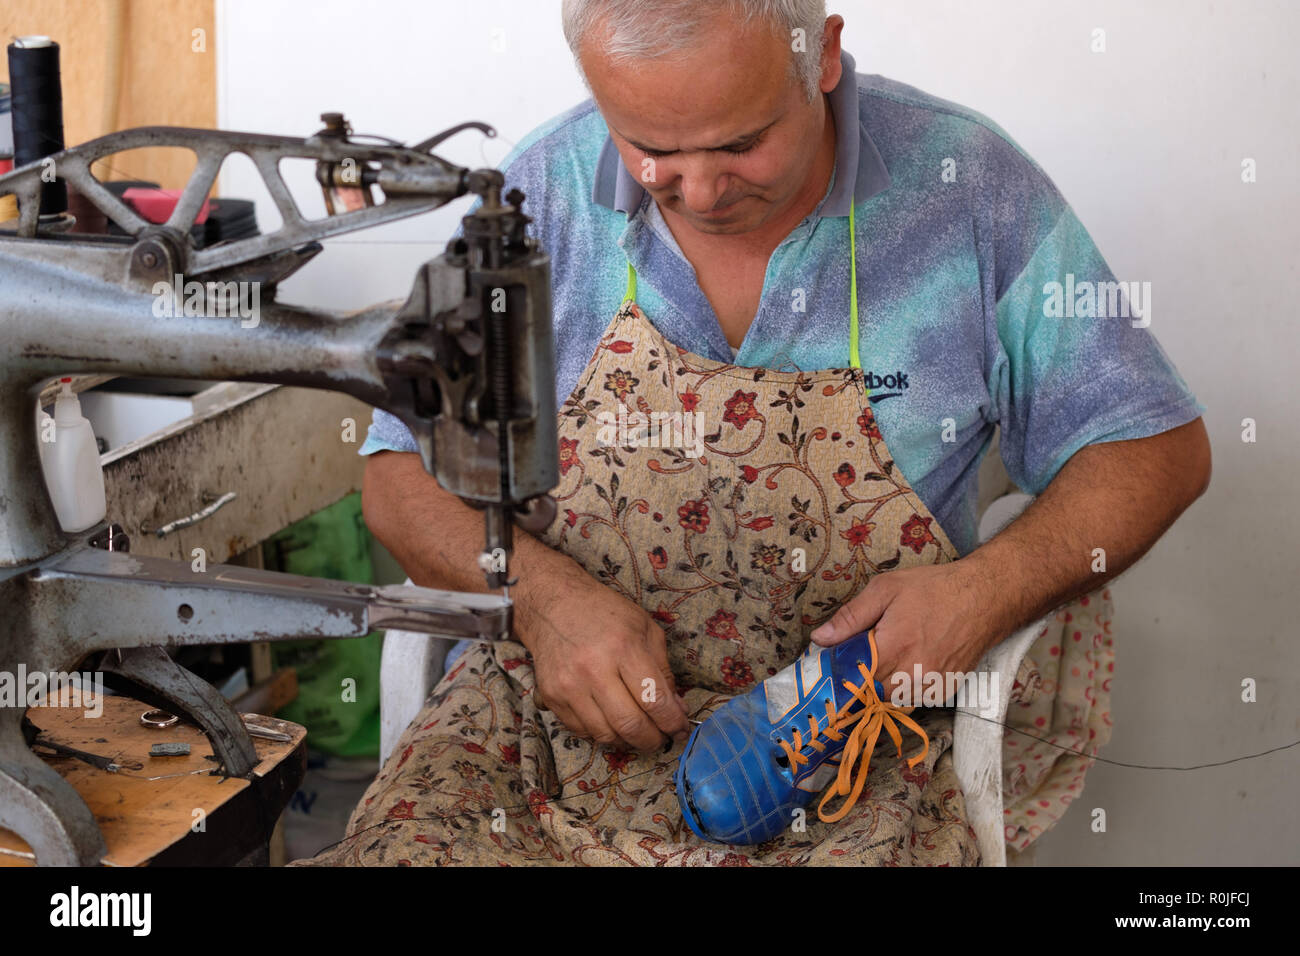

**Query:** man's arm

left=362, top=448, right=561, bottom=600
left=362, top=450, right=691, bottom=749
left=810, top=417, right=1212, bottom=682
left=963, top=416, right=1210, bottom=640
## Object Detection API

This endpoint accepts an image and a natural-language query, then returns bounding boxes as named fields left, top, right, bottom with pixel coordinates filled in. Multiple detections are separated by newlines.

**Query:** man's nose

left=675, top=158, right=731, bottom=214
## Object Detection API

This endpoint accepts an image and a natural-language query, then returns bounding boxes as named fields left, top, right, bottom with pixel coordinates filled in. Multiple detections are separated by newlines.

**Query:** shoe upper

left=676, top=632, right=886, bottom=845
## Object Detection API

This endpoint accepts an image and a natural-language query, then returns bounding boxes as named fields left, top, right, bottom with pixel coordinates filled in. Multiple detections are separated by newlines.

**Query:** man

left=319, top=0, right=1209, bottom=865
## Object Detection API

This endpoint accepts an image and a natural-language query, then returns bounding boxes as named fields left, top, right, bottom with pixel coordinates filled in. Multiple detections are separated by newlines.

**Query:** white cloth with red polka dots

left=953, top=493, right=1116, bottom=865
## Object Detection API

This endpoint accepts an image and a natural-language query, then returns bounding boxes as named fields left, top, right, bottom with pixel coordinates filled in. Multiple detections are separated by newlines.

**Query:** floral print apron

left=296, top=209, right=1111, bottom=866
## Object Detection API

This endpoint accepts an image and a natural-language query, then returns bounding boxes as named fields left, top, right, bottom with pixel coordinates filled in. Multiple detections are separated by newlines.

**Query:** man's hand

left=808, top=562, right=1004, bottom=704
left=518, top=563, right=691, bottom=752
left=363, top=450, right=690, bottom=753
left=808, top=420, right=1211, bottom=701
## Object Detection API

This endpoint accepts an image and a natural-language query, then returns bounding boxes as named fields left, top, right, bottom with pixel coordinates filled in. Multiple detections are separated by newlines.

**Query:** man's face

left=582, top=14, right=841, bottom=236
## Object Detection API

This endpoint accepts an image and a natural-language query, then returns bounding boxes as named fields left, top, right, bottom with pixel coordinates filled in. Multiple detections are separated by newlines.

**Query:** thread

left=7, top=36, right=67, bottom=215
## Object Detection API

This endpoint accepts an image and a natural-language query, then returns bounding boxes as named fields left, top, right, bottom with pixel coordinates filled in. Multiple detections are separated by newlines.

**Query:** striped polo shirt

left=361, top=49, right=1204, bottom=557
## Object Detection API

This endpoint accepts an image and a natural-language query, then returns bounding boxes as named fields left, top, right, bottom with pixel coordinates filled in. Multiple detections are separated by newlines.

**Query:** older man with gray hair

left=299, top=0, right=1208, bottom=866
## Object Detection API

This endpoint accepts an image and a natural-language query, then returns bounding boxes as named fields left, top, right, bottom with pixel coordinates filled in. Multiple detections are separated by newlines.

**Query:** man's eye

left=639, top=138, right=761, bottom=158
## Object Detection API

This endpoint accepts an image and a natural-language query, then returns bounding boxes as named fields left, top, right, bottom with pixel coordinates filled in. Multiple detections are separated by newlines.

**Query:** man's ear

left=819, top=15, right=846, bottom=94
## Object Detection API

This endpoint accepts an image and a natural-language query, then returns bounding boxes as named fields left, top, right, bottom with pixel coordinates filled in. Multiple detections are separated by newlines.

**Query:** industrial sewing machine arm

left=0, top=116, right=559, bottom=540
left=0, top=115, right=558, bottom=864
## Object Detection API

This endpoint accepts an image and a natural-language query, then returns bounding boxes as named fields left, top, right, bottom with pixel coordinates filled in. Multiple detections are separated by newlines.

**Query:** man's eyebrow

left=623, top=119, right=779, bottom=154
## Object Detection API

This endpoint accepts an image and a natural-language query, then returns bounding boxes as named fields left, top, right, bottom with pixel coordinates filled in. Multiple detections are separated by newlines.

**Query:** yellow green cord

left=848, top=202, right=861, bottom=372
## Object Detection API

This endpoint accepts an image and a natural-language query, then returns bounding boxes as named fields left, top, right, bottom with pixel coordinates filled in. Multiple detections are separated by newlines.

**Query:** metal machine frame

left=0, top=118, right=558, bottom=864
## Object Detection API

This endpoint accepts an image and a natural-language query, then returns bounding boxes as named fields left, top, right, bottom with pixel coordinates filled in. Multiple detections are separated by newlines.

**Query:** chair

left=956, top=490, right=1044, bottom=866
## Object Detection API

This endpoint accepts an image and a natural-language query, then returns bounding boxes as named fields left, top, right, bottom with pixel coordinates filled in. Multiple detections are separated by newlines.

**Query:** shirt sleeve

left=358, top=407, right=420, bottom=456
left=990, top=204, right=1206, bottom=495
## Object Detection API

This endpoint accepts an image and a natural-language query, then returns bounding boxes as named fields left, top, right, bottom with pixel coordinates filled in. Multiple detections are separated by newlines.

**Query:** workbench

left=0, top=691, right=306, bottom=866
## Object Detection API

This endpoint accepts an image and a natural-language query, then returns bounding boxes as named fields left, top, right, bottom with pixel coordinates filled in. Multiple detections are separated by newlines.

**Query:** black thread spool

left=7, top=36, right=67, bottom=216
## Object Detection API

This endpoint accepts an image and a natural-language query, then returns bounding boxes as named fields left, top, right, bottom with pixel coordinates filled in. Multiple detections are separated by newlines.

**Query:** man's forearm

left=962, top=417, right=1212, bottom=644
left=361, top=450, right=590, bottom=646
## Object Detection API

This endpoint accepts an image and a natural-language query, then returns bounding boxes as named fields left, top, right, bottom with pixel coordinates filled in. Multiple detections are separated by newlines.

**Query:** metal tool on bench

left=21, top=716, right=143, bottom=773
left=0, top=41, right=558, bottom=864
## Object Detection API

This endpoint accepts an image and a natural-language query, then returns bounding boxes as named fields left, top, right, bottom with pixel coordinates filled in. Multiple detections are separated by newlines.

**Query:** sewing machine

left=0, top=110, right=559, bottom=864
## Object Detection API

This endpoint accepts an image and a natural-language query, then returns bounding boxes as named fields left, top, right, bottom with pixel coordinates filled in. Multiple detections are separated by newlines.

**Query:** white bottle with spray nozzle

left=39, top=377, right=107, bottom=533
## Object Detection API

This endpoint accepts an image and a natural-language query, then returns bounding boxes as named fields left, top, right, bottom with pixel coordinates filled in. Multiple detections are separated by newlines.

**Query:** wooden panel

left=0, top=0, right=216, bottom=190
left=101, top=383, right=372, bottom=563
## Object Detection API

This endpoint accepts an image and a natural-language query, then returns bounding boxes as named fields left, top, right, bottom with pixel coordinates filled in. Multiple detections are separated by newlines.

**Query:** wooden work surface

left=0, top=692, right=306, bottom=867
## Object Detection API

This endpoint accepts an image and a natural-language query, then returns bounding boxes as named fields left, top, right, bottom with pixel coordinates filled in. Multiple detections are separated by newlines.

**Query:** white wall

left=218, top=0, right=1299, bottom=865
left=216, top=0, right=590, bottom=310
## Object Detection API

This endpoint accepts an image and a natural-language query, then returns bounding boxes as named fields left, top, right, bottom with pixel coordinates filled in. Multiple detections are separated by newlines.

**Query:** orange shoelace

left=775, top=629, right=930, bottom=824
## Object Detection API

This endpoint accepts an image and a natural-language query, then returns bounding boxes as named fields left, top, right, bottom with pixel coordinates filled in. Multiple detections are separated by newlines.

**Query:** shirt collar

left=591, top=49, right=891, bottom=219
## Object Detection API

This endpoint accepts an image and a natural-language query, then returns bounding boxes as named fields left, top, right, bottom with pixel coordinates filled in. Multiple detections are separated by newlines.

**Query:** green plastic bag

left=261, top=493, right=381, bottom=758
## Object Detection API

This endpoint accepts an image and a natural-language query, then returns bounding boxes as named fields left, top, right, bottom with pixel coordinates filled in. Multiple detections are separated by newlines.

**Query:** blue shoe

left=675, top=628, right=929, bottom=845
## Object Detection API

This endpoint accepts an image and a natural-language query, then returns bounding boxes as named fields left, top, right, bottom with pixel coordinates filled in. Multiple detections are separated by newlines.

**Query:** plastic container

left=39, top=378, right=107, bottom=532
